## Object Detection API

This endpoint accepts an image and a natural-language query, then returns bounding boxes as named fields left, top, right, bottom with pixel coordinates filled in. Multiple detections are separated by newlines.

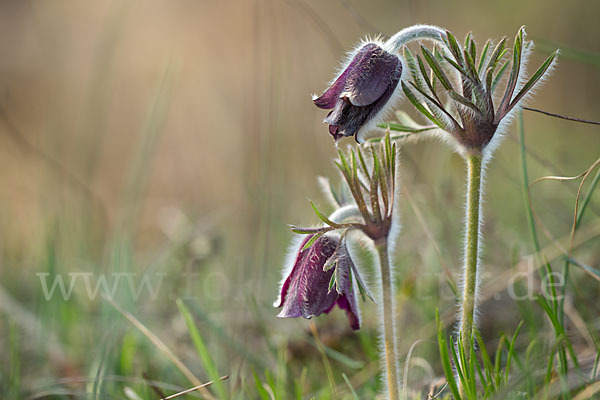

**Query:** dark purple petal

left=331, top=241, right=361, bottom=330
left=315, top=43, right=402, bottom=141
left=313, top=68, right=351, bottom=110
left=276, top=235, right=364, bottom=330
left=274, top=236, right=307, bottom=308
left=324, top=67, right=400, bottom=141
left=313, top=43, right=380, bottom=109
left=328, top=124, right=343, bottom=141
left=324, top=98, right=366, bottom=139
left=343, top=45, right=401, bottom=107
left=337, top=295, right=360, bottom=330
left=277, top=235, right=338, bottom=320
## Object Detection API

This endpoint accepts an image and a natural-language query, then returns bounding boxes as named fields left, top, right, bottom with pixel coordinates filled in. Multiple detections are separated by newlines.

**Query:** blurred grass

left=534, top=37, right=600, bottom=67
left=0, top=0, right=598, bottom=399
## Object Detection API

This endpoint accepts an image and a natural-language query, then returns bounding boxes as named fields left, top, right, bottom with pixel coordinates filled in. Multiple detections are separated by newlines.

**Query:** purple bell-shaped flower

left=313, top=42, right=403, bottom=143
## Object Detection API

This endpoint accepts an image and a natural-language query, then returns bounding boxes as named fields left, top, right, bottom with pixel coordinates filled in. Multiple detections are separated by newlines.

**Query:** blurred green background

left=0, top=0, right=598, bottom=398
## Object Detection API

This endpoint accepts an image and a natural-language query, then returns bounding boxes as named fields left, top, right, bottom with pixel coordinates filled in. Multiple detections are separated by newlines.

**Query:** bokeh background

left=0, top=0, right=598, bottom=398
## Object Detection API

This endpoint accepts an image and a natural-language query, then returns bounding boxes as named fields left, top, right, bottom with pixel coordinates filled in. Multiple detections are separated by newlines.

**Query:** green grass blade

left=475, top=330, right=495, bottom=389
left=177, top=299, right=228, bottom=399
left=544, top=345, right=556, bottom=386
left=8, top=321, right=20, bottom=400
left=436, top=310, right=461, bottom=399
left=92, top=337, right=111, bottom=400
left=567, top=257, right=600, bottom=281
left=494, top=333, right=505, bottom=385
left=252, top=369, right=272, bottom=400
left=342, top=373, right=360, bottom=400
left=116, top=62, right=174, bottom=236
left=593, top=349, right=600, bottom=380
left=309, top=323, right=337, bottom=398
left=452, top=336, right=469, bottom=397
left=294, top=367, right=308, bottom=400
left=518, top=112, right=541, bottom=253
left=534, top=37, right=600, bottom=67
left=576, top=167, right=600, bottom=228
left=505, top=321, right=524, bottom=381
left=105, top=298, right=214, bottom=399
left=474, top=355, right=488, bottom=394
left=468, top=336, right=478, bottom=397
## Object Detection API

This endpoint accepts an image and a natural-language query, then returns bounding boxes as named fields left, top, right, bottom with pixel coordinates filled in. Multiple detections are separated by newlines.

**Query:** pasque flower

left=275, top=132, right=401, bottom=397
left=287, top=23, right=560, bottom=398
left=312, top=25, right=449, bottom=143
left=275, top=234, right=361, bottom=330
left=390, top=28, right=559, bottom=390
left=313, top=42, right=403, bottom=143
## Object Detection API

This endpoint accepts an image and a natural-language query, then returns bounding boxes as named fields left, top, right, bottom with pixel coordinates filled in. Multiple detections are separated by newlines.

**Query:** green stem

left=375, top=238, right=399, bottom=400
left=460, top=154, right=483, bottom=353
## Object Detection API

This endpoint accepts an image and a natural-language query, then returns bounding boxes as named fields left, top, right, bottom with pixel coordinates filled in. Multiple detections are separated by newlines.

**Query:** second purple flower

left=275, top=234, right=361, bottom=330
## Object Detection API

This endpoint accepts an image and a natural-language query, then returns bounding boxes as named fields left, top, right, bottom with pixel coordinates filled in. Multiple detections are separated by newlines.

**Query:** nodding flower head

left=313, top=41, right=403, bottom=143
left=275, top=234, right=361, bottom=330
left=274, top=134, right=398, bottom=331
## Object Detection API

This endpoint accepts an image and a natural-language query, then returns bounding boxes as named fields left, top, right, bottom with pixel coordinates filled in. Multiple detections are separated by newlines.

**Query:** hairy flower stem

left=460, top=154, right=483, bottom=359
left=375, top=238, right=399, bottom=400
